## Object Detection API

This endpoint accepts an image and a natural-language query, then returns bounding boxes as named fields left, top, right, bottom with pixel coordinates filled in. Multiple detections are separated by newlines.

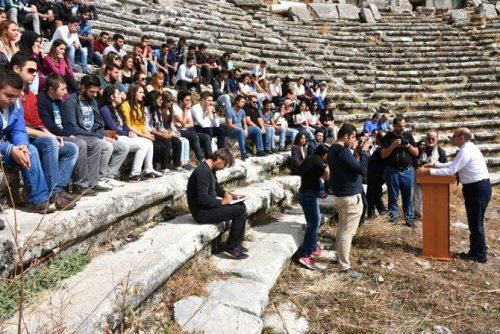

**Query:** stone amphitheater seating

left=1, top=0, right=499, bottom=332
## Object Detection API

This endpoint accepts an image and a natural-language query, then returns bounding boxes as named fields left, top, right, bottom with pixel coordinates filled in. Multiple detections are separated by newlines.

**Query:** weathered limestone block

left=288, top=6, right=313, bottom=22
left=364, top=0, right=387, bottom=8
left=270, top=2, right=306, bottom=14
left=425, top=0, right=434, bottom=6
left=496, top=1, right=500, bottom=13
left=309, top=3, right=339, bottom=19
left=398, top=0, right=414, bottom=11
left=452, top=0, right=463, bottom=8
left=228, top=0, right=263, bottom=7
left=451, top=9, right=468, bottom=22
left=369, top=4, right=382, bottom=19
left=263, top=302, right=309, bottom=334
left=476, top=3, right=498, bottom=17
left=360, top=7, right=377, bottom=22
left=337, top=4, right=361, bottom=19
left=434, top=0, right=453, bottom=8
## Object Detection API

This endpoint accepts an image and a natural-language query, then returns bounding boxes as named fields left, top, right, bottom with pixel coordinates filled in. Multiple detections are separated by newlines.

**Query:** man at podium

left=416, top=128, right=491, bottom=263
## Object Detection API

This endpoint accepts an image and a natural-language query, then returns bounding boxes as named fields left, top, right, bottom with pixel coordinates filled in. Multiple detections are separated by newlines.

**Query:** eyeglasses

left=139, top=77, right=146, bottom=81
left=27, top=68, right=37, bottom=74
left=251, top=100, right=257, bottom=103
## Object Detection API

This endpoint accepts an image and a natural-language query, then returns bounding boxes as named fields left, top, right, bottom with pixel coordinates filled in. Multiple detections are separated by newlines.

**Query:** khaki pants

left=335, top=194, right=363, bottom=271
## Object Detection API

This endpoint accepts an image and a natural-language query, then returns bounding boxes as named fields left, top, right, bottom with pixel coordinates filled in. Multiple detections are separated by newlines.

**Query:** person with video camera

left=380, top=115, right=418, bottom=227
left=329, top=123, right=371, bottom=279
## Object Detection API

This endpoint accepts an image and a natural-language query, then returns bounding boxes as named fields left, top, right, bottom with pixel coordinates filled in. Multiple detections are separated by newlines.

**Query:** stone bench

left=4, top=175, right=301, bottom=333
left=0, top=154, right=290, bottom=278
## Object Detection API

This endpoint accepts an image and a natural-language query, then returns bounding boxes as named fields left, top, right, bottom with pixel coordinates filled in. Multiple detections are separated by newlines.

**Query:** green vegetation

left=0, top=251, right=90, bottom=319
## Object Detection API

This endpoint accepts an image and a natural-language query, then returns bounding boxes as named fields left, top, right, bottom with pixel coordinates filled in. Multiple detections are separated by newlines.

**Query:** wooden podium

left=416, top=174, right=456, bottom=261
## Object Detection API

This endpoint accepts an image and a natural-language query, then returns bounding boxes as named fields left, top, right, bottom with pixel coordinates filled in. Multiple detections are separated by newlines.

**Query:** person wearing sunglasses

left=12, top=52, right=79, bottom=211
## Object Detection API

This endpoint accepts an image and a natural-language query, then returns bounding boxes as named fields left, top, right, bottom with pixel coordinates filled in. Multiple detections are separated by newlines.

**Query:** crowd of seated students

left=0, top=8, right=402, bottom=217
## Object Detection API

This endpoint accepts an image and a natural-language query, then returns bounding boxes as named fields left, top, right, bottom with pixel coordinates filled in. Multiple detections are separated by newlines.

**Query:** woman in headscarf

left=19, top=30, right=45, bottom=93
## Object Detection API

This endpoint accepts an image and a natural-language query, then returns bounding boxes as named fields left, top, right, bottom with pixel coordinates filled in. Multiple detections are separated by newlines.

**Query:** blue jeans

left=384, top=166, right=415, bottom=220
left=264, top=126, right=275, bottom=150
left=462, top=179, right=491, bottom=259
left=298, top=191, right=321, bottom=257
left=30, top=136, right=78, bottom=196
left=278, top=128, right=298, bottom=147
left=247, top=125, right=264, bottom=152
left=312, top=96, right=325, bottom=110
left=3, top=144, right=49, bottom=205
left=227, top=128, right=247, bottom=155
left=67, top=44, right=88, bottom=73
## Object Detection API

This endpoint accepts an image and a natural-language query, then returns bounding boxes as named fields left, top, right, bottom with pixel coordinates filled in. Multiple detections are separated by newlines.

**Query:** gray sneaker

left=343, top=268, right=363, bottom=280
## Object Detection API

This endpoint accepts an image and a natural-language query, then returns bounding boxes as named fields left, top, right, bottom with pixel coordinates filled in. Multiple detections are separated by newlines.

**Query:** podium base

left=418, top=253, right=451, bottom=261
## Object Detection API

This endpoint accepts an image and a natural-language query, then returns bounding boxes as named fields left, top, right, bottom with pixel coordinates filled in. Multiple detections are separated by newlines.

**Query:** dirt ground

left=266, top=185, right=500, bottom=334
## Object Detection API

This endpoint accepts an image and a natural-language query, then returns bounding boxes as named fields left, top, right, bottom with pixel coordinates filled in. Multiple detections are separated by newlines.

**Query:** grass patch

left=0, top=251, right=90, bottom=319
left=251, top=206, right=282, bottom=227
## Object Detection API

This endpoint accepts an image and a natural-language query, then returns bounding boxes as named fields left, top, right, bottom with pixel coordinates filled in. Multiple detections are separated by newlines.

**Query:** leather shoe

left=50, top=194, right=77, bottom=211
left=455, top=252, right=487, bottom=263
left=73, top=186, right=98, bottom=196
left=26, top=200, right=56, bottom=214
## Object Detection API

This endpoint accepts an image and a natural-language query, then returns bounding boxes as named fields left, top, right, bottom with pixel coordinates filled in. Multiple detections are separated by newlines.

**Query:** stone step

left=408, top=119, right=500, bottom=131
left=0, top=154, right=289, bottom=278
left=174, top=205, right=305, bottom=333
left=354, top=82, right=500, bottom=93
left=364, top=90, right=500, bottom=101
left=324, top=55, right=492, bottom=65
left=347, top=67, right=497, bottom=78
left=336, top=100, right=500, bottom=112
left=5, top=175, right=301, bottom=333
left=344, top=75, right=497, bottom=85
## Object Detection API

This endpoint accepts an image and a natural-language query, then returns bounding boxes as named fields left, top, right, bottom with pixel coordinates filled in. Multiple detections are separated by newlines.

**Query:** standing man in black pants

left=187, top=148, right=248, bottom=259
left=417, top=128, right=491, bottom=263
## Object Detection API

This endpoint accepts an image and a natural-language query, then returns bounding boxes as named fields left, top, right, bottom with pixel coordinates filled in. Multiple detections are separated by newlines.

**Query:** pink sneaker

left=311, top=247, right=322, bottom=257
left=298, top=256, right=316, bottom=270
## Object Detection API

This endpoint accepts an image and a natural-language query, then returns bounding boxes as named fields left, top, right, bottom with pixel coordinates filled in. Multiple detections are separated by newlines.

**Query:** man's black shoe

left=405, top=219, right=417, bottom=228
left=388, top=217, right=399, bottom=225
left=456, top=252, right=487, bottom=263
left=241, top=153, right=249, bottom=161
left=256, top=151, right=267, bottom=157
left=239, top=245, right=249, bottom=253
left=73, top=186, right=98, bottom=196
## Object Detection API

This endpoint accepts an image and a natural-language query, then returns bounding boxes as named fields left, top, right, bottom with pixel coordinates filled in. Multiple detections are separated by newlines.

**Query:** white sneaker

left=105, top=178, right=126, bottom=187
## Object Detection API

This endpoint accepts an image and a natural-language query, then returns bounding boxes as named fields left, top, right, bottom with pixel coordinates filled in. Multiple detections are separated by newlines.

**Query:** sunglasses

left=27, top=68, right=37, bottom=74
left=139, top=77, right=146, bottom=81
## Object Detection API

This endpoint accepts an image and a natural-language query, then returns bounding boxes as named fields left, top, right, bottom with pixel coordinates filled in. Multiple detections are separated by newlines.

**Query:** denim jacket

left=0, top=99, right=30, bottom=158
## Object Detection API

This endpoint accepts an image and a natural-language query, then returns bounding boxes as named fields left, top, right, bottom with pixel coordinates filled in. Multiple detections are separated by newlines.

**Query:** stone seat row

left=345, top=75, right=496, bottom=84
left=3, top=163, right=300, bottom=333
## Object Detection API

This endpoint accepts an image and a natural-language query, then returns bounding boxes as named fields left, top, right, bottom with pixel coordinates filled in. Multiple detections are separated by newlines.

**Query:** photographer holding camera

left=380, top=115, right=418, bottom=227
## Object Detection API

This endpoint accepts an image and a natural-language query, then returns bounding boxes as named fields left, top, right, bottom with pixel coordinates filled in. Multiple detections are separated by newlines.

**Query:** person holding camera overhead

left=380, top=115, right=419, bottom=227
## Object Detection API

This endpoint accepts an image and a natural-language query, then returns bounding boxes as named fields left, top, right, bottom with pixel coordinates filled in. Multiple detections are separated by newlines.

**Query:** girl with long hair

left=99, top=86, right=160, bottom=181
left=293, top=100, right=315, bottom=141
left=0, top=20, right=19, bottom=62
left=146, top=71, right=165, bottom=94
left=42, top=39, right=79, bottom=93
left=144, top=90, right=183, bottom=172
left=290, top=133, right=308, bottom=175
left=161, top=91, right=192, bottom=170
left=121, top=54, right=135, bottom=86
left=120, top=84, right=169, bottom=175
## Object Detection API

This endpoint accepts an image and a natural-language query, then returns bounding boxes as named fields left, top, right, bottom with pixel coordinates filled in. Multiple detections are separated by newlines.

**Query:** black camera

left=400, top=138, right=408, bottom=146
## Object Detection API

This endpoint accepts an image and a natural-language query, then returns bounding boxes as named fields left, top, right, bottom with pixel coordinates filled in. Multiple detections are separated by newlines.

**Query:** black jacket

left=187, top=161, right=225, bottom=218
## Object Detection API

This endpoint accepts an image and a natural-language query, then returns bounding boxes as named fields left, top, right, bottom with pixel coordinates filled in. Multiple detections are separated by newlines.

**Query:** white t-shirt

left=1, top=108, right=10, bottom=130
